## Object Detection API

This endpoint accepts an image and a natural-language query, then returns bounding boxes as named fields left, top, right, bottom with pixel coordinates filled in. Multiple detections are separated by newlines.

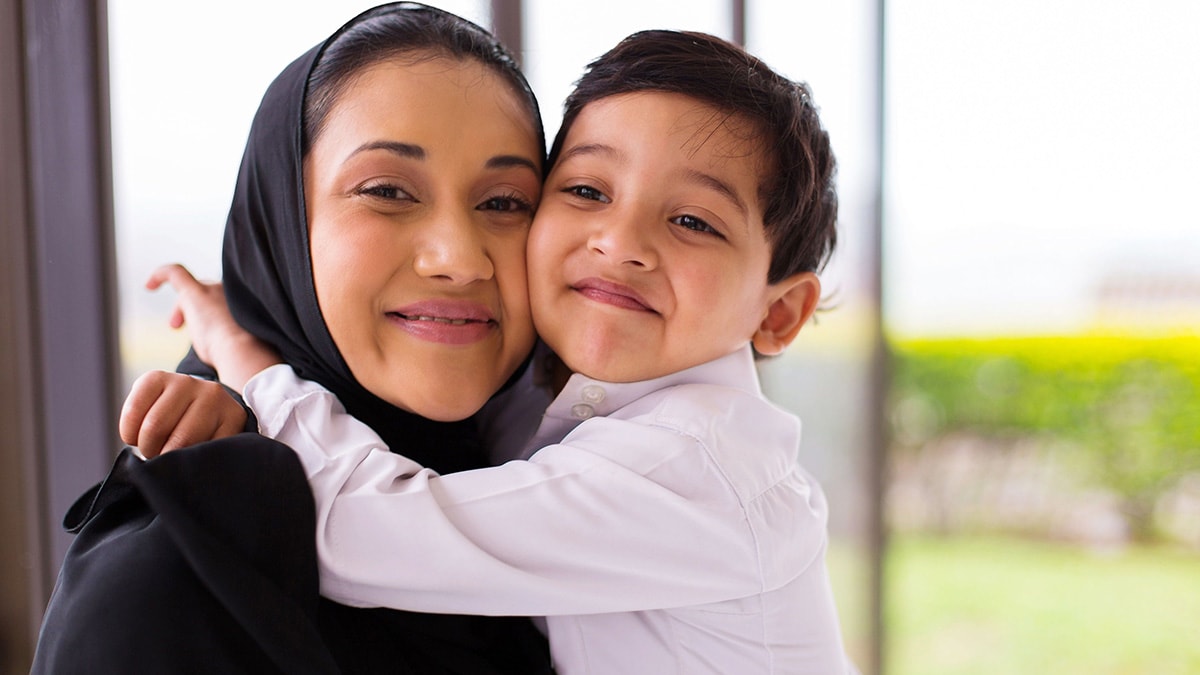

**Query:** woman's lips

left=572, top=277, right=655, bottom=312
left=386, top=300, right=497, bottom=345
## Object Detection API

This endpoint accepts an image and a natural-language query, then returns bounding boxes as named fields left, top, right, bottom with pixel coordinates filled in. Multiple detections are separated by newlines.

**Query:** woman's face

left=305, top=55, right=541, bottom=421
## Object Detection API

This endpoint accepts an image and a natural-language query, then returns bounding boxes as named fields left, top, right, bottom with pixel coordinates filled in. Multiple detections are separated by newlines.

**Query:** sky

left=107, top=0, right=1199, bottom=374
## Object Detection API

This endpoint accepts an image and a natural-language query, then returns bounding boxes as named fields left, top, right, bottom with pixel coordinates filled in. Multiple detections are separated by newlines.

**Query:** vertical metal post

left=21, top=0, right=120, bottom=583
left=490, top=0, right=524, bottom=64
left=2, top=0, right=117, bottom=668
left=866, top=0, right=889, bottom=673
left=1, top=0, right=45, bottom=670
left=731, top=0, right=746, bottom=46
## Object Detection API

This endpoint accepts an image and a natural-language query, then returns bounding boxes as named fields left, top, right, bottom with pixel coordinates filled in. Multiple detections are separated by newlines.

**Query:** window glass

left=522, top=0, right=729, bottom=137
left=885, top=0, right=1200, bottom=335
left=749, top=1, right=880, bottom=667
left=883, top=2, right=1200, bottom=673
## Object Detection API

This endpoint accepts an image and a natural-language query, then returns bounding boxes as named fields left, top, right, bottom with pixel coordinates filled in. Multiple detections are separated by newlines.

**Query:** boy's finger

left=205, top=385, right=249, bottom=441
left=160, top=384, right=246, bottom=453
left=119, top=371, right=167, bottom=447
left=135, top=429, right=166, bottom=458
left=214, top=407, right=249, bottom=440
left=145, top=263, right=201, bottom=293
left=135, top=408, right=172, bottom=458
left=135, top=388, right=195, bottom=459
left=168, top=304, right=186, bottom=329
left=118, top=396, right=148, bottom=448
left=161, top=419, right=206, bottom=454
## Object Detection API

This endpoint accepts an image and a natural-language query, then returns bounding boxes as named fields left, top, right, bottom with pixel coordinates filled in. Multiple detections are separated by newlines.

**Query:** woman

left=32, top=4, right=552, bottom=673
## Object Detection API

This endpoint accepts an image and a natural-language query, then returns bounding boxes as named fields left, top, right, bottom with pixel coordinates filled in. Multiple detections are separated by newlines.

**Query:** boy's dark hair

left=548, top=29, right=837, bottom=283
left=303, top=2, right=544, bottom=163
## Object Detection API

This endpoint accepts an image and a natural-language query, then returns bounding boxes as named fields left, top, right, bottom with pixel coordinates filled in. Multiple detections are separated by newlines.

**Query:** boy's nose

left=586, top=208, right=659, bottom=270
left=412, top=209, right=495, bottom=284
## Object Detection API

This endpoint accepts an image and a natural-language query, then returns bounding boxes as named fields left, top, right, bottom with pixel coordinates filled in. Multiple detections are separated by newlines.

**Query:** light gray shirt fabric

left=244, top=345, right=850, bottom=674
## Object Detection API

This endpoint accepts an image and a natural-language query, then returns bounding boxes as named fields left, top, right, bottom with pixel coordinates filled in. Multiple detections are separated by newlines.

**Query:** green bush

left=890, top=335, right=1200, bottom=538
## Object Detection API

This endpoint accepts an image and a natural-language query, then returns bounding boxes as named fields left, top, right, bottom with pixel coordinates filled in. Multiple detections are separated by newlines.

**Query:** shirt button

left=581, top=385, right=606, bottom=404
left=571, top=403, right=595, bottom=420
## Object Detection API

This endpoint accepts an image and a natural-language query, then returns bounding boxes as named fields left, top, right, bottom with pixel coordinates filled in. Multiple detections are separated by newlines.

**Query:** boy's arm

left=245, top=367, right=820, bottom=617
left=145, top=263, right=282, bottom=391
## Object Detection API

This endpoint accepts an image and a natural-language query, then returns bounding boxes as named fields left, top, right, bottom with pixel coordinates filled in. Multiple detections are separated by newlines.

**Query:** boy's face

left=528, top=92, right=779, bottom=383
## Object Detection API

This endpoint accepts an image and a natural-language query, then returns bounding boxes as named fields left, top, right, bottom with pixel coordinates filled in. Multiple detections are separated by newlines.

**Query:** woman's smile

left=386, top=299, right=499, bottom=345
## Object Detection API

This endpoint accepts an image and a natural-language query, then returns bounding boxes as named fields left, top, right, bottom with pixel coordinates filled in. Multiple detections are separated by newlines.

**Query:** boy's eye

left=671, top=214, right=723, bottom=238
left=564, top=184, right=610, bottom=203
left=479, top=194, right=534, bottom=213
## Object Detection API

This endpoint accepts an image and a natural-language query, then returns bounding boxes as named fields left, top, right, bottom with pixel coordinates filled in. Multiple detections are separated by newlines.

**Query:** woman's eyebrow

left=346, top=142, right=536, bottom=175
left=486, top=154, right=540, bottom=174
left=349, top=140, right=425, bottom=160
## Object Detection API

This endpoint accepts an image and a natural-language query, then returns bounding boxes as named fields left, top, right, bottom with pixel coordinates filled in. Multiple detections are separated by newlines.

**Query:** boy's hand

left=119, top=370, right=248, bottom=458
left=147, top=263, right=246, bottom=368
left=148, top=263, right=282, bottom=390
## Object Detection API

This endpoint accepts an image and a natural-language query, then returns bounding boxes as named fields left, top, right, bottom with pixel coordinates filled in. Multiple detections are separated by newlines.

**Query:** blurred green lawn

left=884, top=534, right=1200, bottom=675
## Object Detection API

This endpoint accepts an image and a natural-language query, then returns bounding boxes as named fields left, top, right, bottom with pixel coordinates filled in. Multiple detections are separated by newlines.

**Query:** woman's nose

left=412, top=209, right=495, bottom=284
left=586, top=207, right=659, bottom=270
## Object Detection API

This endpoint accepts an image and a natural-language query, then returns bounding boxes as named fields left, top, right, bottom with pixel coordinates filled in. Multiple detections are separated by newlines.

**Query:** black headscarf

left=213, top=4, right=551, bottom=671
left=188, top=2, right=530, bottom=474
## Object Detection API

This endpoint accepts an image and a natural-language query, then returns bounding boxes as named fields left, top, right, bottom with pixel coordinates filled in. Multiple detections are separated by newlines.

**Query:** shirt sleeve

left=243, top=364, right=773, bottom=617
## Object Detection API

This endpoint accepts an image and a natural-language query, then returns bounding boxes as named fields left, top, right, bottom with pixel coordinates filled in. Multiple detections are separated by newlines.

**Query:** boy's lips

left=571, top=277, right=655, bottom=313
left=386, top=300, right=497, bottom=345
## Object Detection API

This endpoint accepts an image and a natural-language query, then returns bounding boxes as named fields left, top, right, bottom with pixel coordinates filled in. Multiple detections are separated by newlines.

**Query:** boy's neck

left=537, top=350, right=575, bottom=397
left=541, top=344, right=759, bottom=398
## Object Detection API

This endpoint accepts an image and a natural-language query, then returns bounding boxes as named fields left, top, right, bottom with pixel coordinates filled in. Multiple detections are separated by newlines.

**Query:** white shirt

left=244, top=345, right=850, bottom=674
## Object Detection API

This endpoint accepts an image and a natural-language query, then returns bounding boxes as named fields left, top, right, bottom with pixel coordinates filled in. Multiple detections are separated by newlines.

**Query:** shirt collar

left=541, top=344, right=763, bottom=424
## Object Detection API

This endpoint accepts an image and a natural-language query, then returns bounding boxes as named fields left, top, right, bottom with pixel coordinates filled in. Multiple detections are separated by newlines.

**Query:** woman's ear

left=751, top=272, right=821, bottom=356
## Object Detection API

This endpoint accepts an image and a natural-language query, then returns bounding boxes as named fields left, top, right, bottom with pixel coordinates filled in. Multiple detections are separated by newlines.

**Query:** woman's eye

left=358, top=183, right=413, bottom=201
left=564, top=184, right=610, bottom=203
left=480, top=194, right=533, bottom=213
left=672, top=214, right=723, bottom=237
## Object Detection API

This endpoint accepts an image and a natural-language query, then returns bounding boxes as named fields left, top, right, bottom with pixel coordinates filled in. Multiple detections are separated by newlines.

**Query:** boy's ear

left=752, top=272, right=821, bottom=356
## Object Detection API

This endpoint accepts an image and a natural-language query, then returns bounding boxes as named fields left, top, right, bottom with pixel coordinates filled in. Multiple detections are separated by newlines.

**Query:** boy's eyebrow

left=684, top=169, right=748, bottom=218
left=558, top=142, right=620, bottom=163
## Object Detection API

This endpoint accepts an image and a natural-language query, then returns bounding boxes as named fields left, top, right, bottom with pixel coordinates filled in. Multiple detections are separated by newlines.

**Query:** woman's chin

left=382, top=392, right=489, bottom=423
left=349, top=349, right=526, bottom=422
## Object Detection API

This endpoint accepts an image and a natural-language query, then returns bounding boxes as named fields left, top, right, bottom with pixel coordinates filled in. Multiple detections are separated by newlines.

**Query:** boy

left=128, top=29, right=849, bottom=673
